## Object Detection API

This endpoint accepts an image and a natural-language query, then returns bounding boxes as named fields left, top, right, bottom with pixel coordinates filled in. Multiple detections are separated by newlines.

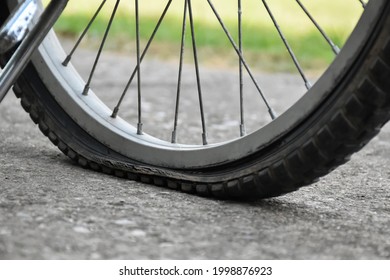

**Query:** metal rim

left=27, top=0, right=383, bottom=168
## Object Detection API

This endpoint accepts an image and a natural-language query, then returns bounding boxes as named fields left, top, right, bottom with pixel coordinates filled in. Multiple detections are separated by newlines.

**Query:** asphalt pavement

left=0, top=50, right=390, bottom=260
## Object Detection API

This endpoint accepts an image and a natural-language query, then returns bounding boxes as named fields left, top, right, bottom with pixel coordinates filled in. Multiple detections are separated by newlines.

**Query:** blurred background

left=50, top=0, right=362, bottom=73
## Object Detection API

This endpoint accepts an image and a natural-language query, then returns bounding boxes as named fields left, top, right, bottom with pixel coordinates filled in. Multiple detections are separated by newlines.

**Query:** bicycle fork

left=0, top=0, right=68, bottom=103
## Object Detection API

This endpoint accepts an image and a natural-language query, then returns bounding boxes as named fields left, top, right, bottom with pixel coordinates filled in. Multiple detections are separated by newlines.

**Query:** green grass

left=53, top=0, right=363, bottom=72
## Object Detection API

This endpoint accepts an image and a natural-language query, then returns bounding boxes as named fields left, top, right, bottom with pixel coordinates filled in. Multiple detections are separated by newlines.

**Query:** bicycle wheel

left=1, top=0, right=390, bottom=199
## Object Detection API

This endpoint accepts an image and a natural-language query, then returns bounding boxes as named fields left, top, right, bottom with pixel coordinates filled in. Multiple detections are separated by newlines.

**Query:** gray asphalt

left=0, top=51, right=390, bottom=260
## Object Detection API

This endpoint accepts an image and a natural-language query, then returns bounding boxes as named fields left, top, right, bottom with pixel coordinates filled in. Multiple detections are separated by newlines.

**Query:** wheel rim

left=20, top=0, right=385, bottom=168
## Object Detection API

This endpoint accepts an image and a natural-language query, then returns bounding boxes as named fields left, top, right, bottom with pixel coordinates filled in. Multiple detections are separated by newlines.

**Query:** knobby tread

left=2, top=2, right=390, bottom=200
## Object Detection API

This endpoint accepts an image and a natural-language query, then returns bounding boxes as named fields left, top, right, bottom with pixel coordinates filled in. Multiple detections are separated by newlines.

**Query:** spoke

left=135, top=0, right=142, bottom=135
left=82, top=0, right=120, bottom=96
left=188, top=0, right=208, bottom=145
left=62, top=0, right=107, bottom=66
left=111, top=0, right=173, bottom=119
left=296, top=0, right=340, bottom=55
left=207, top=0, right=277, bottom=120
left=172, top=0, right=188, bottom=144
left=238, top=0, right=246, bottom=137
left=262, top=0, right=311, bottom=90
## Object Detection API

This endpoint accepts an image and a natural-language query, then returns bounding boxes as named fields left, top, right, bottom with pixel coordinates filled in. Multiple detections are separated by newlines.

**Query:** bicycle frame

left=0, top=0, right=68, bottom=103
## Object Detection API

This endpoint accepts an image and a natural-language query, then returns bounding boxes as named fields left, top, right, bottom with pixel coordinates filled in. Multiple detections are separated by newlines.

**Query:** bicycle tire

left=1, top=0, right=390, bottom=199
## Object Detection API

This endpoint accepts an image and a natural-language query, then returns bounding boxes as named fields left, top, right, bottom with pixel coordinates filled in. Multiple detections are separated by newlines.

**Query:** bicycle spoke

left=111, top=0, right=173, bottom=119
left=82, top=0, right=120, bottom=96
left=262, top=0, right=311, bottom=90
left=188, top=0, right=208, bottom=145
left=62, top=0, right=107, bottom=67
left=172, top=0, right=188, bottom=144
left=207, top=0, right=277, bottom=120
left=49, top=0, right=367, bottom=148
left=135, top=0, right=142, bottom=135
left=238, top=0, right=246, bottom=137
left=296, top=0, right=340, bottom=55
